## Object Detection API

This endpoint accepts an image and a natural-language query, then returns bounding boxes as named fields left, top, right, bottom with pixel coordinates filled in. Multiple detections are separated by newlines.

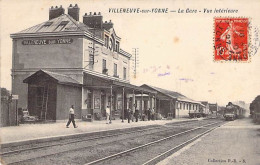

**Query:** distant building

left=209, top=103, right=218, bottom=114
left=200, top=101, right=210, bottom=115
left=137, top=84, right=204, bottom=118
left=11, top=4, right=155, bottom=121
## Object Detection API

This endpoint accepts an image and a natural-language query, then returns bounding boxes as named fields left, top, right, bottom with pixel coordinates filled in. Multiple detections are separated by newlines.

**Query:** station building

left=135, top=84, right=205, bottom=119
left=11, top=4, right=156, bottom=121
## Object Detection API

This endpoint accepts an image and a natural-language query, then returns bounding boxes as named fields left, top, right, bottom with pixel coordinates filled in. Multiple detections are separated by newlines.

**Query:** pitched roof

left=11, top=14, right=131, bottom=58
left=141, top=84, right=201, bottom=104
left=23, top=70, right=81, bottom=86
left=17, top=14, right=89, bottom=34
left=201, top=101, right=209, bottom=106
left=83, top=70, right=156, bottom=94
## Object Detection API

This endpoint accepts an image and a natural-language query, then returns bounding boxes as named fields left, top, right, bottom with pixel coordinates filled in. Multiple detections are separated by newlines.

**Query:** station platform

left=0, top=118, right=203, bottom=146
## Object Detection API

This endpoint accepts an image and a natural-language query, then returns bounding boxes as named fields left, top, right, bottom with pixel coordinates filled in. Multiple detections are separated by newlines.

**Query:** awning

left=83, top=70, right=156, bottom=94
left=141, top=84, right=203, bottom=104
left=23, top=69, right=82, bottom=87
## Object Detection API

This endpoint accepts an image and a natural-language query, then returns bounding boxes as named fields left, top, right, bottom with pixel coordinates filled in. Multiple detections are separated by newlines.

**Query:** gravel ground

left=158, top=118, right=260, bottom=165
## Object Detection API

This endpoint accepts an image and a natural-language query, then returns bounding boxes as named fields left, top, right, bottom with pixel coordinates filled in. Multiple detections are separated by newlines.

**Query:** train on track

left=223, top=102, right=246, bottom=121
left=250, top=95, right=260, bottom=123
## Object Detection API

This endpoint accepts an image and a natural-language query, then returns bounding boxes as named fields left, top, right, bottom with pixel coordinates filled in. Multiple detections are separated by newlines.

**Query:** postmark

left=214, top=17, right=249, bottom=62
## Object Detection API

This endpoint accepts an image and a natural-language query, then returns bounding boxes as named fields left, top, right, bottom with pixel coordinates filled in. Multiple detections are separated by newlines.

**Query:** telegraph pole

left=132, top=48, right=139, bottom=79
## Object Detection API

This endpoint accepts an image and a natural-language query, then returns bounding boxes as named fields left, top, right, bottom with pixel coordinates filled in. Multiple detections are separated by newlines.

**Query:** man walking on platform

left=66, top=105, right=77, bottom=128
left=106, top=105, right=111, bottom=124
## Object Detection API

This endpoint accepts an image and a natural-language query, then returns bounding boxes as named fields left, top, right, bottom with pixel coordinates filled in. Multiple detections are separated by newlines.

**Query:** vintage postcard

left=1, top=0, right=260, bottom=165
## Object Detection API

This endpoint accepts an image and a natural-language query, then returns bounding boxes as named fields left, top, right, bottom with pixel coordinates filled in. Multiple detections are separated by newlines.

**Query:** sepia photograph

left=0, top=0, right=260, bottom=164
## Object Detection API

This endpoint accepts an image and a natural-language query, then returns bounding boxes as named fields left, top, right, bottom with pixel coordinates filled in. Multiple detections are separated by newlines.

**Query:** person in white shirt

left=106, top=105, right=111, bottom=124
left=66, top=105, right=77, bottom=128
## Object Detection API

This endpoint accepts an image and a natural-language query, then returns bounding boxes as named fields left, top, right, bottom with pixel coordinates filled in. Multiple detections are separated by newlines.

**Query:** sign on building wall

left=22, top=38, right=73, bottom=45
left=94, top=98, right=100, bottom=109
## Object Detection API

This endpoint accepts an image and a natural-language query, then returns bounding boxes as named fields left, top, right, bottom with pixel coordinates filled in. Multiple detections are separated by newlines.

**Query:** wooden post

left=110, top=85, right=112, bottom=124
left=141, top=91, right=143, bottom=120
left=155, top=95, right=157, bottom=113
left=16, top=100, right=18, bottom=126
left=170, top=99, right=172, bottom=119
left=148, top=93, right=151, bottom=109
left=132, top=90, right=135, bottom=112
left=189, top=103, right=190, bottom=117
left=122, top=87, right=124, bottom=122
left=158, top=99, right=160, bottom=114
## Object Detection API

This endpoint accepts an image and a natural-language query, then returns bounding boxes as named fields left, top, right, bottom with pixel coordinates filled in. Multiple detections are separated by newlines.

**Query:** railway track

left=142, top=124, right=222, bottom=165
left=1, top=119, right=223, bottom=165
left=85, top=121, right=225, bottom=165
left=0, top=119, right=205, bottom=156
left=1, top=125, right=162, bottom=156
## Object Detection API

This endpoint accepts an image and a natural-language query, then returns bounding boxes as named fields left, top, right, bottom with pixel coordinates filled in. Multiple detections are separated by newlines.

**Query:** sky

left=1, top=0, right=260, bottom=106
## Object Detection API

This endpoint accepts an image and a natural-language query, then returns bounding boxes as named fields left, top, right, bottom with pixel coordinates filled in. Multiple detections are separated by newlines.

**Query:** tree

left=1, top=88, right=11, bottom=97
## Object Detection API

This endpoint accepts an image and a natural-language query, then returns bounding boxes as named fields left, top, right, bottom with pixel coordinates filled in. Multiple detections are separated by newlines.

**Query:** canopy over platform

left=83, top=71, right=157, bottom=95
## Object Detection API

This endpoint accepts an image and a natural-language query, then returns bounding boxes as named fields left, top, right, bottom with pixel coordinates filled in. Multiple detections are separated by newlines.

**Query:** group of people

left=126, top=107, right=156, bottom=123
left=66, top=105, right=156, bottom=128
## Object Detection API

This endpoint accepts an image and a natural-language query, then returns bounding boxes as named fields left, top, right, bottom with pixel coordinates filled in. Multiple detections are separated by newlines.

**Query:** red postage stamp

left=214, top=17, right=249, bottom=62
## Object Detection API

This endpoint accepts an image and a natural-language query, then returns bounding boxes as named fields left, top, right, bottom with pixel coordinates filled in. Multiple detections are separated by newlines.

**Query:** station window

left=116, top=41, right=120, bottom=52
left=54, top=21, right=69, bottom=31
left=123, top=67, right=126, bottom=79
left=89, top=54, right=94, bottom=70
left=38, top=22, right=53, bottom=32
left=180, top=103, right=182, bottom=110
left=105, top=35, right=109, bottom=48
left=87, top=92, right=92, bottom=109
left=114, top=63, right=117, bottom=77
left=102, top=59, right=107, bottom=74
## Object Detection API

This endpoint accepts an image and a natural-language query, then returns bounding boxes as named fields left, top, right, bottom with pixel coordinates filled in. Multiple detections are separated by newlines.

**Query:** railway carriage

left=189, top=104, right=208, bottom=118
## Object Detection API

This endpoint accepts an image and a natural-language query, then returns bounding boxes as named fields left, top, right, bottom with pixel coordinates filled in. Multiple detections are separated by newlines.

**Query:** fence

left=1, top=97, right=17, bottom=127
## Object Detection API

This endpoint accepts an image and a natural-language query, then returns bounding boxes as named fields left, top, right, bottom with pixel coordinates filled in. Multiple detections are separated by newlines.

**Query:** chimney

left=83, top=12, right=103, bottom=29
left=103, top=20, right=114, bottom=30
left=68, top=4, right=80, bottom=21
left=49, top=5, right=65, bottom=20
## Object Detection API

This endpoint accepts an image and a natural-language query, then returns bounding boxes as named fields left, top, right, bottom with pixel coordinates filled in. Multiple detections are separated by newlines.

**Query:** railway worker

left=127, top=109, right=131, bottom=123
left=131, top=109, right=134, bottom=122
left=135, top=109, right=139, bottom=122
left=66, top=105, right=77, bottom=128
left=106, top=105, right=111, bottom=124
left=151, top=107, right=155, bottom=120
left=147, top=108, right=151, bottom=121
left=142, top=110, right=146, bottom=121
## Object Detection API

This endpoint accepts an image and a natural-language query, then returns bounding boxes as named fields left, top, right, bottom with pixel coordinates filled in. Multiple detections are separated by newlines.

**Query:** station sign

left=12, top=95, right=19, bottom=100
left=22, top=38, right=73, bottom=45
